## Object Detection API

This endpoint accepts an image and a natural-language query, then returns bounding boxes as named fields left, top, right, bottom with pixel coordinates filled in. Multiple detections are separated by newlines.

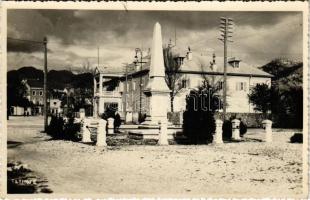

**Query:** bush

left=290, top=133, right=303, bottom=143
left=46, top=116, right=64, bottom=139
left=183, top=86, right=216, bottom=144
left=63, top=117, right=81, bottom=141
left=222, top=118, right=247, bottom=140
left=47, top=115, right=80, bottom=141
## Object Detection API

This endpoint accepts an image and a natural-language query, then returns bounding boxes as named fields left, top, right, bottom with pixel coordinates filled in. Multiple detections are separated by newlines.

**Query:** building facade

left=23, top=79, right=44, bottom=115
left=93, top=47, right=272, bottom=123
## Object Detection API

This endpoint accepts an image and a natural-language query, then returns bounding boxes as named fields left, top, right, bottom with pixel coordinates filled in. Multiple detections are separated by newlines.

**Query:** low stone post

left=158, top=120, right=169, bottom=145
left=213, top=119, right=223, bottom=144
left=107, top=118, right=114, bottom=134
left=231, top=119, right=241, bottom=140
left=96, top=119, right=107, bottom=147
left=262, top=119, right=272, bottom=142
left=79, top=108, right=85, bottom=119
left=81, top=119, right=91, bottom=143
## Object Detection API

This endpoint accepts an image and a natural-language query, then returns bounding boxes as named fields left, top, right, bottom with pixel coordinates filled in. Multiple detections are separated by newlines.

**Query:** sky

left=7, top=9, right=303, bottom=72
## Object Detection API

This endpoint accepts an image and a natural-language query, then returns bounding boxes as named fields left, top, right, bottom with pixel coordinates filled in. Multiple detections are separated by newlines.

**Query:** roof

left=181, top=54, right=273, bottom=77
left=95, top=46, right=272, bottom=78
left=25, top=79, right=43, bottom=88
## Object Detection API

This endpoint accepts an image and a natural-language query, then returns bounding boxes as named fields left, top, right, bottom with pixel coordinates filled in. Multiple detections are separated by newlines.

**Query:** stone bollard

left=81, top=119, right=91, bottom=143
left=96, top=119, right=107, bottom=146
left=107, top=118, right=114, bottom=134
left=262, top=119, right=273, bottom=142
left=158, top=120, right=169, bottom=145
left=213, top=119, right=223, bottom=144
left=79, top=108, right=85, bottom=119
left=231, top=119, right=241, bottom=140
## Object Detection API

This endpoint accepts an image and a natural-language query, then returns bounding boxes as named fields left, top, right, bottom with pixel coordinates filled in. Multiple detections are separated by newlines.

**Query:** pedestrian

left=114, top=111, right=121, bottom=133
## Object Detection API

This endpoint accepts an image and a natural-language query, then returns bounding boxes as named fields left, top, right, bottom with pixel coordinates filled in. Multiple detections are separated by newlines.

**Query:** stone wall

left=214, top=112, right=267, bottom=128
left=168, top=111, right=267, bottom=128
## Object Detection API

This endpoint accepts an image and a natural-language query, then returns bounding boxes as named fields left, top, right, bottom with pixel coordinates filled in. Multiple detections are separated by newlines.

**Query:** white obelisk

left=142, top=22, right=170, bottom=126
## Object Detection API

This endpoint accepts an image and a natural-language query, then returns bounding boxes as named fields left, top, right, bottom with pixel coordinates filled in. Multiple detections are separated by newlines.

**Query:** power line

left=7, top=37, right=43, bottom=44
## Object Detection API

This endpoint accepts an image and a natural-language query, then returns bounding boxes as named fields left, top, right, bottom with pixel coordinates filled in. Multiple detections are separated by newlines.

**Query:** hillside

left=7, top=66, right=93, bottom=90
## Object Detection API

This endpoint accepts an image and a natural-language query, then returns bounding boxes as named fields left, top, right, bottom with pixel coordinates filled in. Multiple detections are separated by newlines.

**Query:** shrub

left=290, top=133, right=303, bottom=143
left=47, top=115, right=80, bottom=141
left=63, top=117, right=81, bottom=141
left=46, top=116, right=64, bottom=139
left=222, top=120, right=232, bottom=140
left=183, top=86, right=216, bottom=144
left=222, top=118, right=247, bottom=140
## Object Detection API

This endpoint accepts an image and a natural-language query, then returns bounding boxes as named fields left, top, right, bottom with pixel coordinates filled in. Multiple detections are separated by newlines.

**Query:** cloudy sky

left=7, top=9, right=303, bottom=72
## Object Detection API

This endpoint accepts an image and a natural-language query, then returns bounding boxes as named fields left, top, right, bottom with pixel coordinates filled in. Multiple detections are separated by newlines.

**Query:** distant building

left=50, top=99, right=62, bottom=115
left=23, top=79, right=44, bottom=115
left=93, top=46, right=272, bottom=123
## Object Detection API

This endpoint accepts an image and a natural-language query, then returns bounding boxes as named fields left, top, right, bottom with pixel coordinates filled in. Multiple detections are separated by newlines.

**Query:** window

left=181, top=79, right=187, bottom=88
left=233, top=62, right=240, bottom=68
left=39, top=91, right=43, bottom=96
left=218, top=81, right=224, bottom=90
left=32, top=91, right=36, bottom=96
left=133, top=81, right=136, bottom=91
left=236, top=82, right=247, bottom=91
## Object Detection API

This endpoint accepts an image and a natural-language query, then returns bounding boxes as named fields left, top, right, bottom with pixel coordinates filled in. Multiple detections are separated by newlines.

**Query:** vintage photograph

left=4, top=2, right=308, bottom=197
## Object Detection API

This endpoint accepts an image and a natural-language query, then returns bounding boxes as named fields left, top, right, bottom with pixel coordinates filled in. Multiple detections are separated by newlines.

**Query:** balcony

left=95, top=90, right=122, bottom=98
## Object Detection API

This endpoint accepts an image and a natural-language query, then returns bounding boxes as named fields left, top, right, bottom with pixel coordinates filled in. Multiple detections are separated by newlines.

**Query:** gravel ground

left=7, top=116, right=304, bottom=197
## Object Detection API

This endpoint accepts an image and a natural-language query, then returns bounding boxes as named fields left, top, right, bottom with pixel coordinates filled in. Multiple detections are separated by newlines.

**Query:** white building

left=93, top=46, right=272, bottom=123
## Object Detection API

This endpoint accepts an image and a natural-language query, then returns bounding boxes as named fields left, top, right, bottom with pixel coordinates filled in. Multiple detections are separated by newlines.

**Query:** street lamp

left=134, top=48, right=146, bottom=119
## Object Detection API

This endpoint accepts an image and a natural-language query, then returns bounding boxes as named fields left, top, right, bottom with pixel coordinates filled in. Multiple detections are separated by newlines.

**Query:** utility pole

left=134, top=48, right=147, bottom=119
left=97, top=46, right=100, bottom=68
left=43, top=37, right=48, bottom=132
left=219, top=17, right=233, bottom=121
left=122, top=63, right=128, bottom=123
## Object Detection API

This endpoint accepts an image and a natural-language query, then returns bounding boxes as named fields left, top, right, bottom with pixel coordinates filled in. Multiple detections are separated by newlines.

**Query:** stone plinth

left=81, top=119, right=92, bottom=143
left=158, top=120, right=169, bottom=145
left=213, top=119, right=223, bottom=144
left=262, top=119, right=272, bottom=142
left=231, top=119, right=241, bottom=140
left=107, top=118, right=114, bottom=134
left=96, top=119, right=107, bottom=147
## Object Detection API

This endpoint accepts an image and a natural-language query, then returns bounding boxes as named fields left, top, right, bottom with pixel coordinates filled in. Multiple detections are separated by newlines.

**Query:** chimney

left=212, top=52, right=216, bottom=64
left=186, top=46, right=193, bottom=61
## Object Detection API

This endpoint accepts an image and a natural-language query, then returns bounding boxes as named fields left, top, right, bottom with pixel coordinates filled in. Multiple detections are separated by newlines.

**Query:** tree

left=259, top=58, right=303, bottom=128
left=183, top=81, right=218, bottom=144
left=7, top=74, right=32, bottom=113
left=248, top=83, right=271, bottom=118
left=163, top=45, right=183, bottom=112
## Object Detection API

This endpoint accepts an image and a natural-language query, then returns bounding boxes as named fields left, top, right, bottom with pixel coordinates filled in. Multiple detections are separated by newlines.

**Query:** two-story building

left=23, top=79, right=44, bottom=115
left=93, top=46, right=272, bottom=123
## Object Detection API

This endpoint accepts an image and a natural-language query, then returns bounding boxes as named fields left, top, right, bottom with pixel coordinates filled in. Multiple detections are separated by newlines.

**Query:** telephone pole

left=122, top=63, right=129, bottom=123
left=43, top=37, right=48, bottom=132
left=97, top=46, right=100, bottom=68
left=219, top=17, right=233, bottom=121
left=134, top=48, right=147, bottom=118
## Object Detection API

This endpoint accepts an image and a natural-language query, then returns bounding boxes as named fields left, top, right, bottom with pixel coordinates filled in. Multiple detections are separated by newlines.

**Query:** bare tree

left=163, top=45, right=183, bottom=112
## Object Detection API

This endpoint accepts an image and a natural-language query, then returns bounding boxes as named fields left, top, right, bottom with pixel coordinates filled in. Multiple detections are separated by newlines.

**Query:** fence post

left=107, top=118, right=114, bottom=134
left=81, top=119, right=91, bottom=143
left=262, top=120, right=272, bottom=142
left=158, top=120, right=169, bottom=145
left=213, top=119, right=223, bottom=144
left=97, top=119, right=107, bottom=146
left=231, top=119, right=241, bottom=140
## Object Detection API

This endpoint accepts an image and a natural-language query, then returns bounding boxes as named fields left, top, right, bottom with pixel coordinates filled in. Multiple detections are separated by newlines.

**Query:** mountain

left=7, top=66, right=93, bottom=90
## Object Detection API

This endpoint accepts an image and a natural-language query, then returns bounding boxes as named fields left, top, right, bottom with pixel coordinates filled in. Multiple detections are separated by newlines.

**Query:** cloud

left=7, top=9, right=303, bottom=71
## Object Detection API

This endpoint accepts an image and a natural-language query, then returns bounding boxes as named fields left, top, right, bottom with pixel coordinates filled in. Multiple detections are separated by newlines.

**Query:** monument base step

left=128, top=128, right=182, bottom=140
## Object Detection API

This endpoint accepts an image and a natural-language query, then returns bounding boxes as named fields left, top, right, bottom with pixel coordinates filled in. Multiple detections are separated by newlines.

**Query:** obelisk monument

left=141, top=22, right=170, bottom=126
